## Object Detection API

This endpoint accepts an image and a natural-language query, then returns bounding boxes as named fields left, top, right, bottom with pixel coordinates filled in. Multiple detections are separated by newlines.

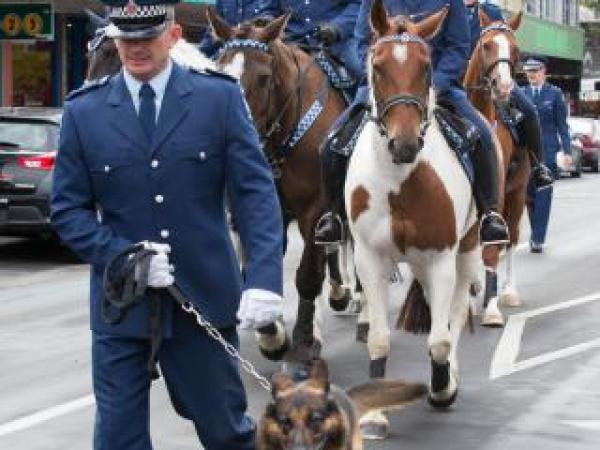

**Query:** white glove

left=135, top=241, right=174, bottom=288
left=237, top=289, right=282, bottom=329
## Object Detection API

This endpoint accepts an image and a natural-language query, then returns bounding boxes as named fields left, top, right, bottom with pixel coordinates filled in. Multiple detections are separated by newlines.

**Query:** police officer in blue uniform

left=200, top=1, right=278, bottom=57
left=522, top=56, right=572, bottom=253
left=465, top=0, right=554, bottom=190
left=264, top=0, right=362, bottom=77
left=51, top=1, right=283, bottom=448
left=314, top=0, right=510, bottom=246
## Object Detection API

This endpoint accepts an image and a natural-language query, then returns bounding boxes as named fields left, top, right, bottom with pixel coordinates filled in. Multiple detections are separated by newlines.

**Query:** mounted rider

left=465, top=0, right=554, bottom=190
left=314, top=0, right=511, bottom=247
left=199, top=1, right=279, bottom=57
left=262, top=0, right=363, bottom=89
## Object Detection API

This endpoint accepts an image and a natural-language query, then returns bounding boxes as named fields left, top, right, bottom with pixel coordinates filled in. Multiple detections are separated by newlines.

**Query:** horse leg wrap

left=293, top=298, right=315, bottom=345
left=483, top=269, right=498, bottom=308
left=369, top=357, right=388, bottom=379
left=430, top=359, right=451, bottom=393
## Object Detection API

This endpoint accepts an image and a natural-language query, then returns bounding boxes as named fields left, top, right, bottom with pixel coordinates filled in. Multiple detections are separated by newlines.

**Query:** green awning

left=516, top=14, right=585, bottom=61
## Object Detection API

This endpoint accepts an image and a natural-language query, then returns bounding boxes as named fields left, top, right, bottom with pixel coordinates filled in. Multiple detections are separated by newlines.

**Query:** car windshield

left=0, top=121, right=59, bottom=152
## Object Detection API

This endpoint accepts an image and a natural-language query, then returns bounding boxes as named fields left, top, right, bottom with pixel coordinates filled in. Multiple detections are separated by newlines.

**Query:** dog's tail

left=347, top=379, right=427, bottom=417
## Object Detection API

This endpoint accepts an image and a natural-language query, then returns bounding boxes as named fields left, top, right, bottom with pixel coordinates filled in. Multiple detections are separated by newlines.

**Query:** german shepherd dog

left=257, top=360, right=426, bottom=449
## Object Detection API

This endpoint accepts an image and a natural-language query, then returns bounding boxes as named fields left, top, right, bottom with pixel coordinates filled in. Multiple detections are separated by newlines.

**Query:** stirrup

left=480, top=211, right=510, bottom=246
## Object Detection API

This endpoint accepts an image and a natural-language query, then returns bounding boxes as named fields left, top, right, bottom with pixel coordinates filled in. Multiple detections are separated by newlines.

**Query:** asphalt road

left=1, top=173, right=599, bottom=449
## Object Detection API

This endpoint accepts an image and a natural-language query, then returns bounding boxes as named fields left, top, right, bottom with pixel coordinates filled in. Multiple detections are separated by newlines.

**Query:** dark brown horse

left=464, top=10, right=527, bottom=326
left=208, top=11, right=352, bottom=362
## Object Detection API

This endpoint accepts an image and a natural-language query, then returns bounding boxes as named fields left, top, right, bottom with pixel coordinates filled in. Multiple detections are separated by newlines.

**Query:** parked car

left=0, top=107, right=62, bottom=239
left=568, top=116, right=600, bottom=173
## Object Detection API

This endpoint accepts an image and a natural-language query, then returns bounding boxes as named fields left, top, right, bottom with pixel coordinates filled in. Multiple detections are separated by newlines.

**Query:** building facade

left=0, top=0, right=212, bottom=107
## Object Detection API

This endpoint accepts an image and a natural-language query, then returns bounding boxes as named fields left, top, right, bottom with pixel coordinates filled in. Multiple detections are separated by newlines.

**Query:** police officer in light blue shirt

left=200, top=0, right=278, bottom=57
left=51, top=1, right=283, bottom=448
left=522, top=56, right=572, bottom=253
left=465, top=0, right=554, bottom=190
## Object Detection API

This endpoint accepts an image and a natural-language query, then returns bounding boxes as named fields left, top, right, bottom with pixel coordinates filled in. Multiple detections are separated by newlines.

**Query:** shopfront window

left=11, top=41, right=52, bottom=106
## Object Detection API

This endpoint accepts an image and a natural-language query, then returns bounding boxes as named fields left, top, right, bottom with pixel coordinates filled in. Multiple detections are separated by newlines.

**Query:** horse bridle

left=371, top=33, right=432, bottom=139
left=217, top=39, right=327, bottom=176
left=468, top=23, right=517, bottom=93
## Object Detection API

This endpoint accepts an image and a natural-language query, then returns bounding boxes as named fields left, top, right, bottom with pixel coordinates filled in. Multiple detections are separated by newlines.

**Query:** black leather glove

left=316, top=23, right=340, bottom=46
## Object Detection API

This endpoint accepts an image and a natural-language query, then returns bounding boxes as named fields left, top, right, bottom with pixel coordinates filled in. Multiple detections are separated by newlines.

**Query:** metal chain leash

left=180, top=302, right=272, bottom=392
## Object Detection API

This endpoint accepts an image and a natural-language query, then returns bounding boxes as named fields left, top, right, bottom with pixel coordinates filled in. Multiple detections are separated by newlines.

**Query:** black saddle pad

left=326, top=105, right=368, bottom=157
left=434, top=107, right=477, bottom=182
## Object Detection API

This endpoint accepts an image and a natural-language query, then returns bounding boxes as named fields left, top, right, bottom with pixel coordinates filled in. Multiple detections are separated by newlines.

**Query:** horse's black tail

left=396, top=279, right=431, bottom=334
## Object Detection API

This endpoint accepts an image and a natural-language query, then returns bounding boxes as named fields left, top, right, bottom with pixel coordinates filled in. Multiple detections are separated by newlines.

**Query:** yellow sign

left=23, top=13, right=43, bottom=36
left=2, top=13, right=21, bottom=37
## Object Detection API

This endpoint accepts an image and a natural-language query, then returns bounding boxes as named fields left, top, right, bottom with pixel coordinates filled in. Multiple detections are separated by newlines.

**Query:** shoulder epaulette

left=66, top=76, right=111, bottom=100
left=189, top=66, right=237, bottom=83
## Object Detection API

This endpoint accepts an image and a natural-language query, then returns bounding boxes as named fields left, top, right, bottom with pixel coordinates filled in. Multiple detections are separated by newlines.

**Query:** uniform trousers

left=92, top=303, right=255, bottom=450
left=527, top=160, right=559, bottom=245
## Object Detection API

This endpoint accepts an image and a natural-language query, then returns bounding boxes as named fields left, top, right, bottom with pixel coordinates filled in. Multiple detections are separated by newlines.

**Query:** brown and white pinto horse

left=345, top=0, right=480, bottom=438
left=208, top=12, right=352, bottom=362
left=464, top=9, right=526, bottom=326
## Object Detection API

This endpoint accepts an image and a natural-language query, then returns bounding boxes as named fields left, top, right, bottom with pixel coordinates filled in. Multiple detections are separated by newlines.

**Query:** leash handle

left=166, top=285, right=272, bottom=392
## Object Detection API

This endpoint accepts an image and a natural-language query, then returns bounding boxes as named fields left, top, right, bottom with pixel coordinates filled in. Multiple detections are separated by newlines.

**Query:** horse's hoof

left=359, top=411, right=389, bottom=440
left=427, top=388, right=458, bottom=409
left=329, top=287, right=351, bottom=312
left=356, top=323, right=369, bottom=343
left=257, top=321, right=290, bottom=361
left=481, top=312, right=505, bottom=327
left=500, top=289, right=521, bottom=308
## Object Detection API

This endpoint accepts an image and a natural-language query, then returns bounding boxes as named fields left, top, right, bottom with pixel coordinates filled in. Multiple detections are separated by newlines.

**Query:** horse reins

left=466, top=23, right=517, bottom=93
left=370, top=33, right=432, bottom=140
left=218, top=39, right=330, bottom=177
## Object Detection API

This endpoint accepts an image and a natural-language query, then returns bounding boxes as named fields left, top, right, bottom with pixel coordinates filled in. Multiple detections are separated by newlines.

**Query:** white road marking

left=0, top=395, right=95, bottom=438
left=490, top=292, right=600, bottom=379
left=561, top=420, right=600, bottom=431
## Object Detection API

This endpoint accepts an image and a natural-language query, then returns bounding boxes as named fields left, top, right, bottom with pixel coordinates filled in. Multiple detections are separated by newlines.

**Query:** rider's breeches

left=511, top=87, right=544, bottom=164
left=441, top=88, right=500, bottom=213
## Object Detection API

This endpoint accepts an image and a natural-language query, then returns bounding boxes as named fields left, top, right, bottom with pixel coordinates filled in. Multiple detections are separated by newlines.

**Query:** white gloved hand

left=237, top=289, right=282, bottom=329
left=135, top=241, right=174, bottom=288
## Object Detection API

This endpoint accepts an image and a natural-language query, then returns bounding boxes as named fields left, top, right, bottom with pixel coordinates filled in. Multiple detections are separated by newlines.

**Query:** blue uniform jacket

left=51, top=63, right=283, bottom=337
left=468, top=1, right=504, bottom=53
left=200, top=1, right=279, bottom=56
left=265, top=0, right=361, bottom=65
left=523, top=83, right=572, bottom=155
left=354, top=0, right=470, bottom=93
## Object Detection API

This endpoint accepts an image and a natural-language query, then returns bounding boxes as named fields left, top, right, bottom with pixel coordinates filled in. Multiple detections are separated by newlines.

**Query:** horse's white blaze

left=222, top=52, right=245, bottom=80
left=493, top=34, right=513, bottom=93
left=393, top=44, right=408, bottom=64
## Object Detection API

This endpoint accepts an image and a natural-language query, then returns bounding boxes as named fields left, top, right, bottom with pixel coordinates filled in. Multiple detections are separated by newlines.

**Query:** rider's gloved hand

left=135, top=241, right=174, bottom=288
left=316, top=23, right=340, bottom=46
left=237, top=289, right=282, bottom=329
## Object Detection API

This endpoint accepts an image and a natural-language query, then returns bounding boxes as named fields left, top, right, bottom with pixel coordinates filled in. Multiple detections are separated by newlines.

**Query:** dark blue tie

left=139, top=83, right=156, bottom=140
left=533, top=87, right=540, bottom=104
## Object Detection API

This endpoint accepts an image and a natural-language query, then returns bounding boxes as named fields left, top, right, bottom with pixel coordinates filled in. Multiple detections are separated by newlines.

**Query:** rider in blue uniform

left=263, top=0, right=363, bottom=78
left=522, top=56, right=572, bottom=253
left=199, top=1, right=278, bottom=57
left=314, top=0, right=510, bottom=246
left=466, top=0, right=554, bottom=190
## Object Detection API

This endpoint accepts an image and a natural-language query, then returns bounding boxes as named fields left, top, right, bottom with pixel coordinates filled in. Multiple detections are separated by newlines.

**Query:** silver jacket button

left=160, top=229, right=170, bottom=239
left=151, top=159, right=159, bottom=168
left=155, top=195, right=164, bottom=204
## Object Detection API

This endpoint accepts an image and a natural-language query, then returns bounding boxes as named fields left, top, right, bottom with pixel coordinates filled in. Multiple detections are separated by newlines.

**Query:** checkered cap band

left=110, top=4, right=168, bottom=19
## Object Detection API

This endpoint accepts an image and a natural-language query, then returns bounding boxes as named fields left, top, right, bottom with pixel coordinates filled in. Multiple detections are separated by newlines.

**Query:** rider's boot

left=314, top=148, right=348, bottom=245
left=471, top=139, right=510, bottom=246
left=512, top=89, right=554, bottom=190
left=521, top=112, right=554, bottom=190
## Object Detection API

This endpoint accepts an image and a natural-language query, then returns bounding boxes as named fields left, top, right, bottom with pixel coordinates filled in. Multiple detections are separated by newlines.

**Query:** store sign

left=0, top=3, right=53, bottom=40
left=516, top=14, right=584, bottom=61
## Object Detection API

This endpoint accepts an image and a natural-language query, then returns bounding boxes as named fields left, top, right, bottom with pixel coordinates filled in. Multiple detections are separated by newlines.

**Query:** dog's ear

left=271, top=372, right=295, bottom=398
left=307, top=359, right=330, bottom=393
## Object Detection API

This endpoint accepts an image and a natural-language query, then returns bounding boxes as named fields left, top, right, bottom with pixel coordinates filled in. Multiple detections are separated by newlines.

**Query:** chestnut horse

left=464, top=10, right=527, bottom=326
left=345, top=0, right=480, bottom=439
left=208, top=12, right=352, bottom=362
